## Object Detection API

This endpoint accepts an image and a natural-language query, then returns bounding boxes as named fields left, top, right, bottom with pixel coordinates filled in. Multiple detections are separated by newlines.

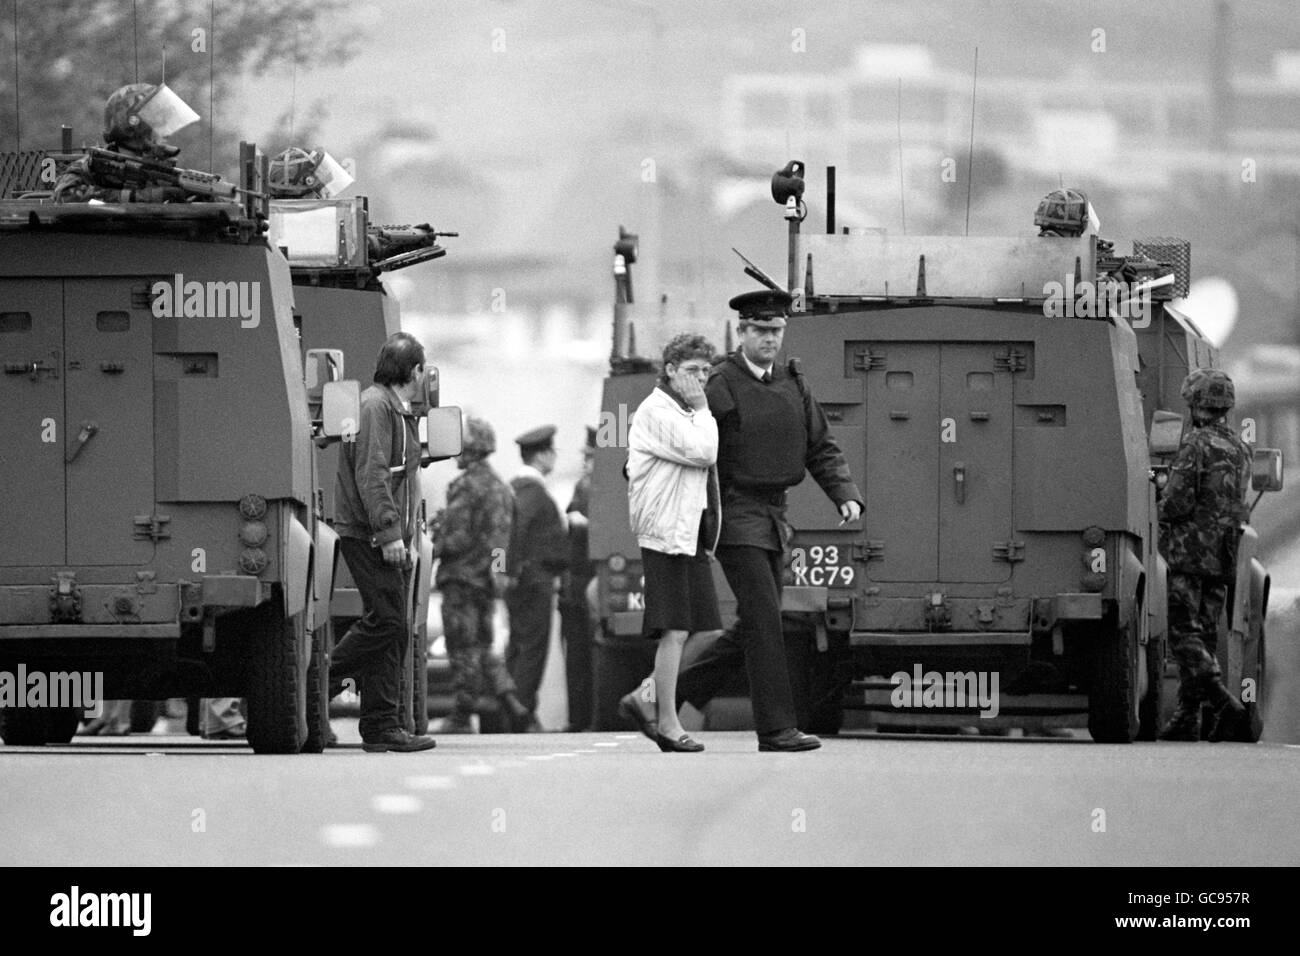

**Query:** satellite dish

left=1172, top=276, right=1238, bottom=347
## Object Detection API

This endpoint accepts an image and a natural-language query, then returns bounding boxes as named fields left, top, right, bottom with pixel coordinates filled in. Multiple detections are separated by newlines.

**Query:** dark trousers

left=441, top=580, right=516, bottom=716
left=560, top=587, right=595, bottom=731
left=677, top=545, right=796, bottom=735
left=331, top=537, right=411, bottom=740
left=506, top=580, right=554, bottom=712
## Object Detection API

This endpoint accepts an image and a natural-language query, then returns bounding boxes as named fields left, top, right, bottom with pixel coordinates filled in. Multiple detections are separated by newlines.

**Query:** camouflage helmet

left=268, top=147, right=354, bottom=199
left=104, top=84, right=159, bottom=149
left=461, top=416, right=497, bottom=458
left=1034, top=187, right=1091, bottom=236
left=1180, top=367, right=1235, bottom=411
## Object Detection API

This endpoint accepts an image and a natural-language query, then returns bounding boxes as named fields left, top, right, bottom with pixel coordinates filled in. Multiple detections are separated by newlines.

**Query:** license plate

left=790, top=544, right=856, bottom=587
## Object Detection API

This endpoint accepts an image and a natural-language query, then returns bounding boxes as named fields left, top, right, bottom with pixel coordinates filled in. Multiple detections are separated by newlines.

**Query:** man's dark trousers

left=331, top=537, right=410, bottom=739
left=676, top=545, right=796, bottom=734
left=506, top=580, right=553, bottom=712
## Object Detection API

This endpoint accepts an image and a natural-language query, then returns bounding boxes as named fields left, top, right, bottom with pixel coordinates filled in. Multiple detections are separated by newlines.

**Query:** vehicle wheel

left=1087, top=617, right=1140, bottom=743
left=1137, top=632, right=1165, bottom=741
left=243, top=599, right=309, bottom=755
left=130, top=699, right=161, bottom=733
left=302, top=621, right=333, bottom=754
left=0, top=706, right=82, bottom=745
left=1239, top=623, right=1265, bottom=743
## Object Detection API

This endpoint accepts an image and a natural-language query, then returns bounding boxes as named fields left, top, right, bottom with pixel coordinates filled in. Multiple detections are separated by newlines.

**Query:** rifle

left=85, top=147, right=264, bottom=200
left=366, top=222, right=459, bottom=272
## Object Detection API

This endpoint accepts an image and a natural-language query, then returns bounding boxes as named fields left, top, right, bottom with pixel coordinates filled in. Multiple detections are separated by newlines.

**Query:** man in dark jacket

left=1158, top=368, right=1250, bottom=742
left=505, top=425, right=569, bottom=727
left=330, top=332, right=437, bottom=753
left=625, top=290, right=863, bottom=752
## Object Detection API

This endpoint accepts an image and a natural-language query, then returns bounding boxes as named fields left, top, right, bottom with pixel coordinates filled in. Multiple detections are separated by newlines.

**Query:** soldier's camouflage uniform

left=1158, top=419, right=1250, bottom=684
left=435, top=459, right=517, bottom=718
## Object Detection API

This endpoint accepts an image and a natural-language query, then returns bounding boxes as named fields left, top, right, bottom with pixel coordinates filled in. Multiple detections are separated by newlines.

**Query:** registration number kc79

left=790, top=544, right=855, bottom=587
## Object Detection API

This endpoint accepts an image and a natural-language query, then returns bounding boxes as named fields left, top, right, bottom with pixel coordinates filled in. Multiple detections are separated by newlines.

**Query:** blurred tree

left=0, top=0, right=357, bottom=173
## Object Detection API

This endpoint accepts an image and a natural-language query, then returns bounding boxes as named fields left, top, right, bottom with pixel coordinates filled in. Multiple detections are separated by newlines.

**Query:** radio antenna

left=897, top=78, right=906, bottom=235
left=209, top=0, right=215, bottom=172
left=964, top=46, right=979, bottom=236
left=161, top=46, right=166, bottom=85
left=10, top=0, right=19, bottom=153
left=133, top=0, right=140, bottom=82
left=289, top=20, right=299, bottom=142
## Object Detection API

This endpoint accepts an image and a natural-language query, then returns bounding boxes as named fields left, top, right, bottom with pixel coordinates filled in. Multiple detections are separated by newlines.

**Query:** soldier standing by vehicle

left=54, top=83, right=200, bottom=203
left=431, top=416, right=534, bottom=734
left=505, top=426, right=568, bottom=730
left=624, top=290, right=863, bottom=752
left=329, top=332, right=438, bottom=753
left=1159, top=369, right=1250, bottom=742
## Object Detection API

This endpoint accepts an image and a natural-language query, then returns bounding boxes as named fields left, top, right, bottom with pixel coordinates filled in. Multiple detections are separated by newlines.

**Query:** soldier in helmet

left=1034, top=186, right=1100, bottom=238
left=267, top=146, right=354, bottom=200
left=432, top=416, right=535, bottom=733
left=1158, top=368, right=1251, bottom=742
left=53, top=83, right=200, bottom=203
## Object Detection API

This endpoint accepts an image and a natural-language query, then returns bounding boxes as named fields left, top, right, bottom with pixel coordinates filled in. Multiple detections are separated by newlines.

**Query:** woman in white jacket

left=621, top=334, right=722, bottom=752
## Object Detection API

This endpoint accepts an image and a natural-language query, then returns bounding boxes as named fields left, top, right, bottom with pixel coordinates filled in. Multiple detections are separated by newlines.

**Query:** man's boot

left=1159, top=682, right=1202, bottom=741
left=1203, top=674, right=1246, bottom=743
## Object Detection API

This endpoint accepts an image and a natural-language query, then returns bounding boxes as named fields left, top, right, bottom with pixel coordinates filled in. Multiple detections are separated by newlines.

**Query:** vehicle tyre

left=1239, top=623, right=1265, bottom=743
left=1087, top=617, right=1140, bottom=743
left=130, top=699, right=161, bottom=733
left=1137, top=632, right=1165, bottom=741
left=243, top=598, right=309, bottom=755
left=302, top=621, right=333, bottom=754
left=0, top=706, right=82, bottom=746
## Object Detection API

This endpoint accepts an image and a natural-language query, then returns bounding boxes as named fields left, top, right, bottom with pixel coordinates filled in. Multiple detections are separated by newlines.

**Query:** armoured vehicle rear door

left=864, top=341, right=1014, bottom=584
left=0, top=280, right=64, bottom=566
left=0, top=278, right=154, bottom=567
left=63, top=280, right=155, bottom=565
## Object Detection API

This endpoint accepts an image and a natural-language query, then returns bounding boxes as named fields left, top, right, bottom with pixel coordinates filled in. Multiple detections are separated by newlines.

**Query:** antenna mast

left=133, top=0, right=139, bottom=82
left=209, top=0, right=215, bottom=172
left=964, top=47, right=979, bottom=236
left=10, top=0, right=19, bottom=153
left=897, top=78, right=906, bottom=235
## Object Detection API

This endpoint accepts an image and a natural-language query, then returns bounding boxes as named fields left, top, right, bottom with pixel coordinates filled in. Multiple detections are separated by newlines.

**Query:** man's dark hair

left=374, top=332, right=425, bottom=386
left=659, top=333, right=716, bottom=384
left=521, top=446, right=550, bottom=466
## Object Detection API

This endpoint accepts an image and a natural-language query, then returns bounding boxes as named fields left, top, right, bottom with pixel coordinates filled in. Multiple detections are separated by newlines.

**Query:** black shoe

left=618, top=691, right=657, bottom=743
left=361, top=728, right=437, bottom=753
left=653, top=730, right=704, bottom=753
left=757, top=728, right=822, bottom=752
left=1204, top=677, right=1246, bottom=743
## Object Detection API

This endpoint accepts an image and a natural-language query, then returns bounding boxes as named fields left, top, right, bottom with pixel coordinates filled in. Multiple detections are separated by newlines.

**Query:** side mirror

left=1252, top=448, right=1283, bottom=493
left=421, top=405, right=463, bottom=464
left=321, top=380, right=360, bottom=442
left=410, top=366, right=440, bottom=417
left=1149, top=409, right=1183, bottom=458
left=304, top=348, right=344, bottom=403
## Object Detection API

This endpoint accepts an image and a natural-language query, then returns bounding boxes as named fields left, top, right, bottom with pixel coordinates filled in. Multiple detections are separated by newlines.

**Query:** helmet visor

left=1086, top=202, right=1101, bottom=235
left=136, top=84, right=200, bottom=138
left=313, top=151, right=354, bottom=198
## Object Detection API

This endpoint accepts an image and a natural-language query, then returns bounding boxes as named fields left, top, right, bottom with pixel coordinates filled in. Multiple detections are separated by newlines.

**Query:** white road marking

left=614, top=734, right=639, bottom=739
left=404, top=775, right=457, bottom=790
left=593, top=742, right=619, bottom=748
left=372, top=794, right=423, bottom=814
left=321, top=823, right=380, bottom=848
left=527, top=755, right=556, bottom=761
left=458, top=764, right=495, bottom=776
left=550, top=752, right=578, bottom=758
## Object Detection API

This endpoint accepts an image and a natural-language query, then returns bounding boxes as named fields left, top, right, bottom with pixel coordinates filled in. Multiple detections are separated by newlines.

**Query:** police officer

left=1158, top=368, right=1250, bottom=742
left=54, top=83, right=200, bottom=203
left=505, top=425, right=569, bottom=728
left=432, top=417, right=536, bottom=733
left=624, top=290, right=863, bottom=752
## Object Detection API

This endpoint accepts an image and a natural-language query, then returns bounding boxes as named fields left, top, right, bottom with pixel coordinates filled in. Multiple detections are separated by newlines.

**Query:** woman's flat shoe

left=653, top=731, right=704, bottom=753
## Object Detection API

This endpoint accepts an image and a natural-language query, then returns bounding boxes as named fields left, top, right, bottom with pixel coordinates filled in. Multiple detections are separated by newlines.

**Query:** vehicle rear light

left=240, top=521, right=268, bottom=547
left=239, top=494, right=268, bottom=520
left=1081, top=525, right=1105, bottom=547
left=239, top=548, right=269, bottom=575
left=607, top=554, right=627, bottom=572
left=608, top=574, right=627, bottom=591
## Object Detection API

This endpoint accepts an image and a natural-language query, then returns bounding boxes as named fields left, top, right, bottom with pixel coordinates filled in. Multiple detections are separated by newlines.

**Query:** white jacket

left=627, top=385, right=720, bottom=555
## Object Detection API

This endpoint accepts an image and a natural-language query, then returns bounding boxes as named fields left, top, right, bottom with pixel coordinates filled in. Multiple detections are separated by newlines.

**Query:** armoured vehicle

left=0, top=136, right=459, bottom=752
left=586, top=164, right=1282, bottom=742
left=266, top=152, right=459, bottom=738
